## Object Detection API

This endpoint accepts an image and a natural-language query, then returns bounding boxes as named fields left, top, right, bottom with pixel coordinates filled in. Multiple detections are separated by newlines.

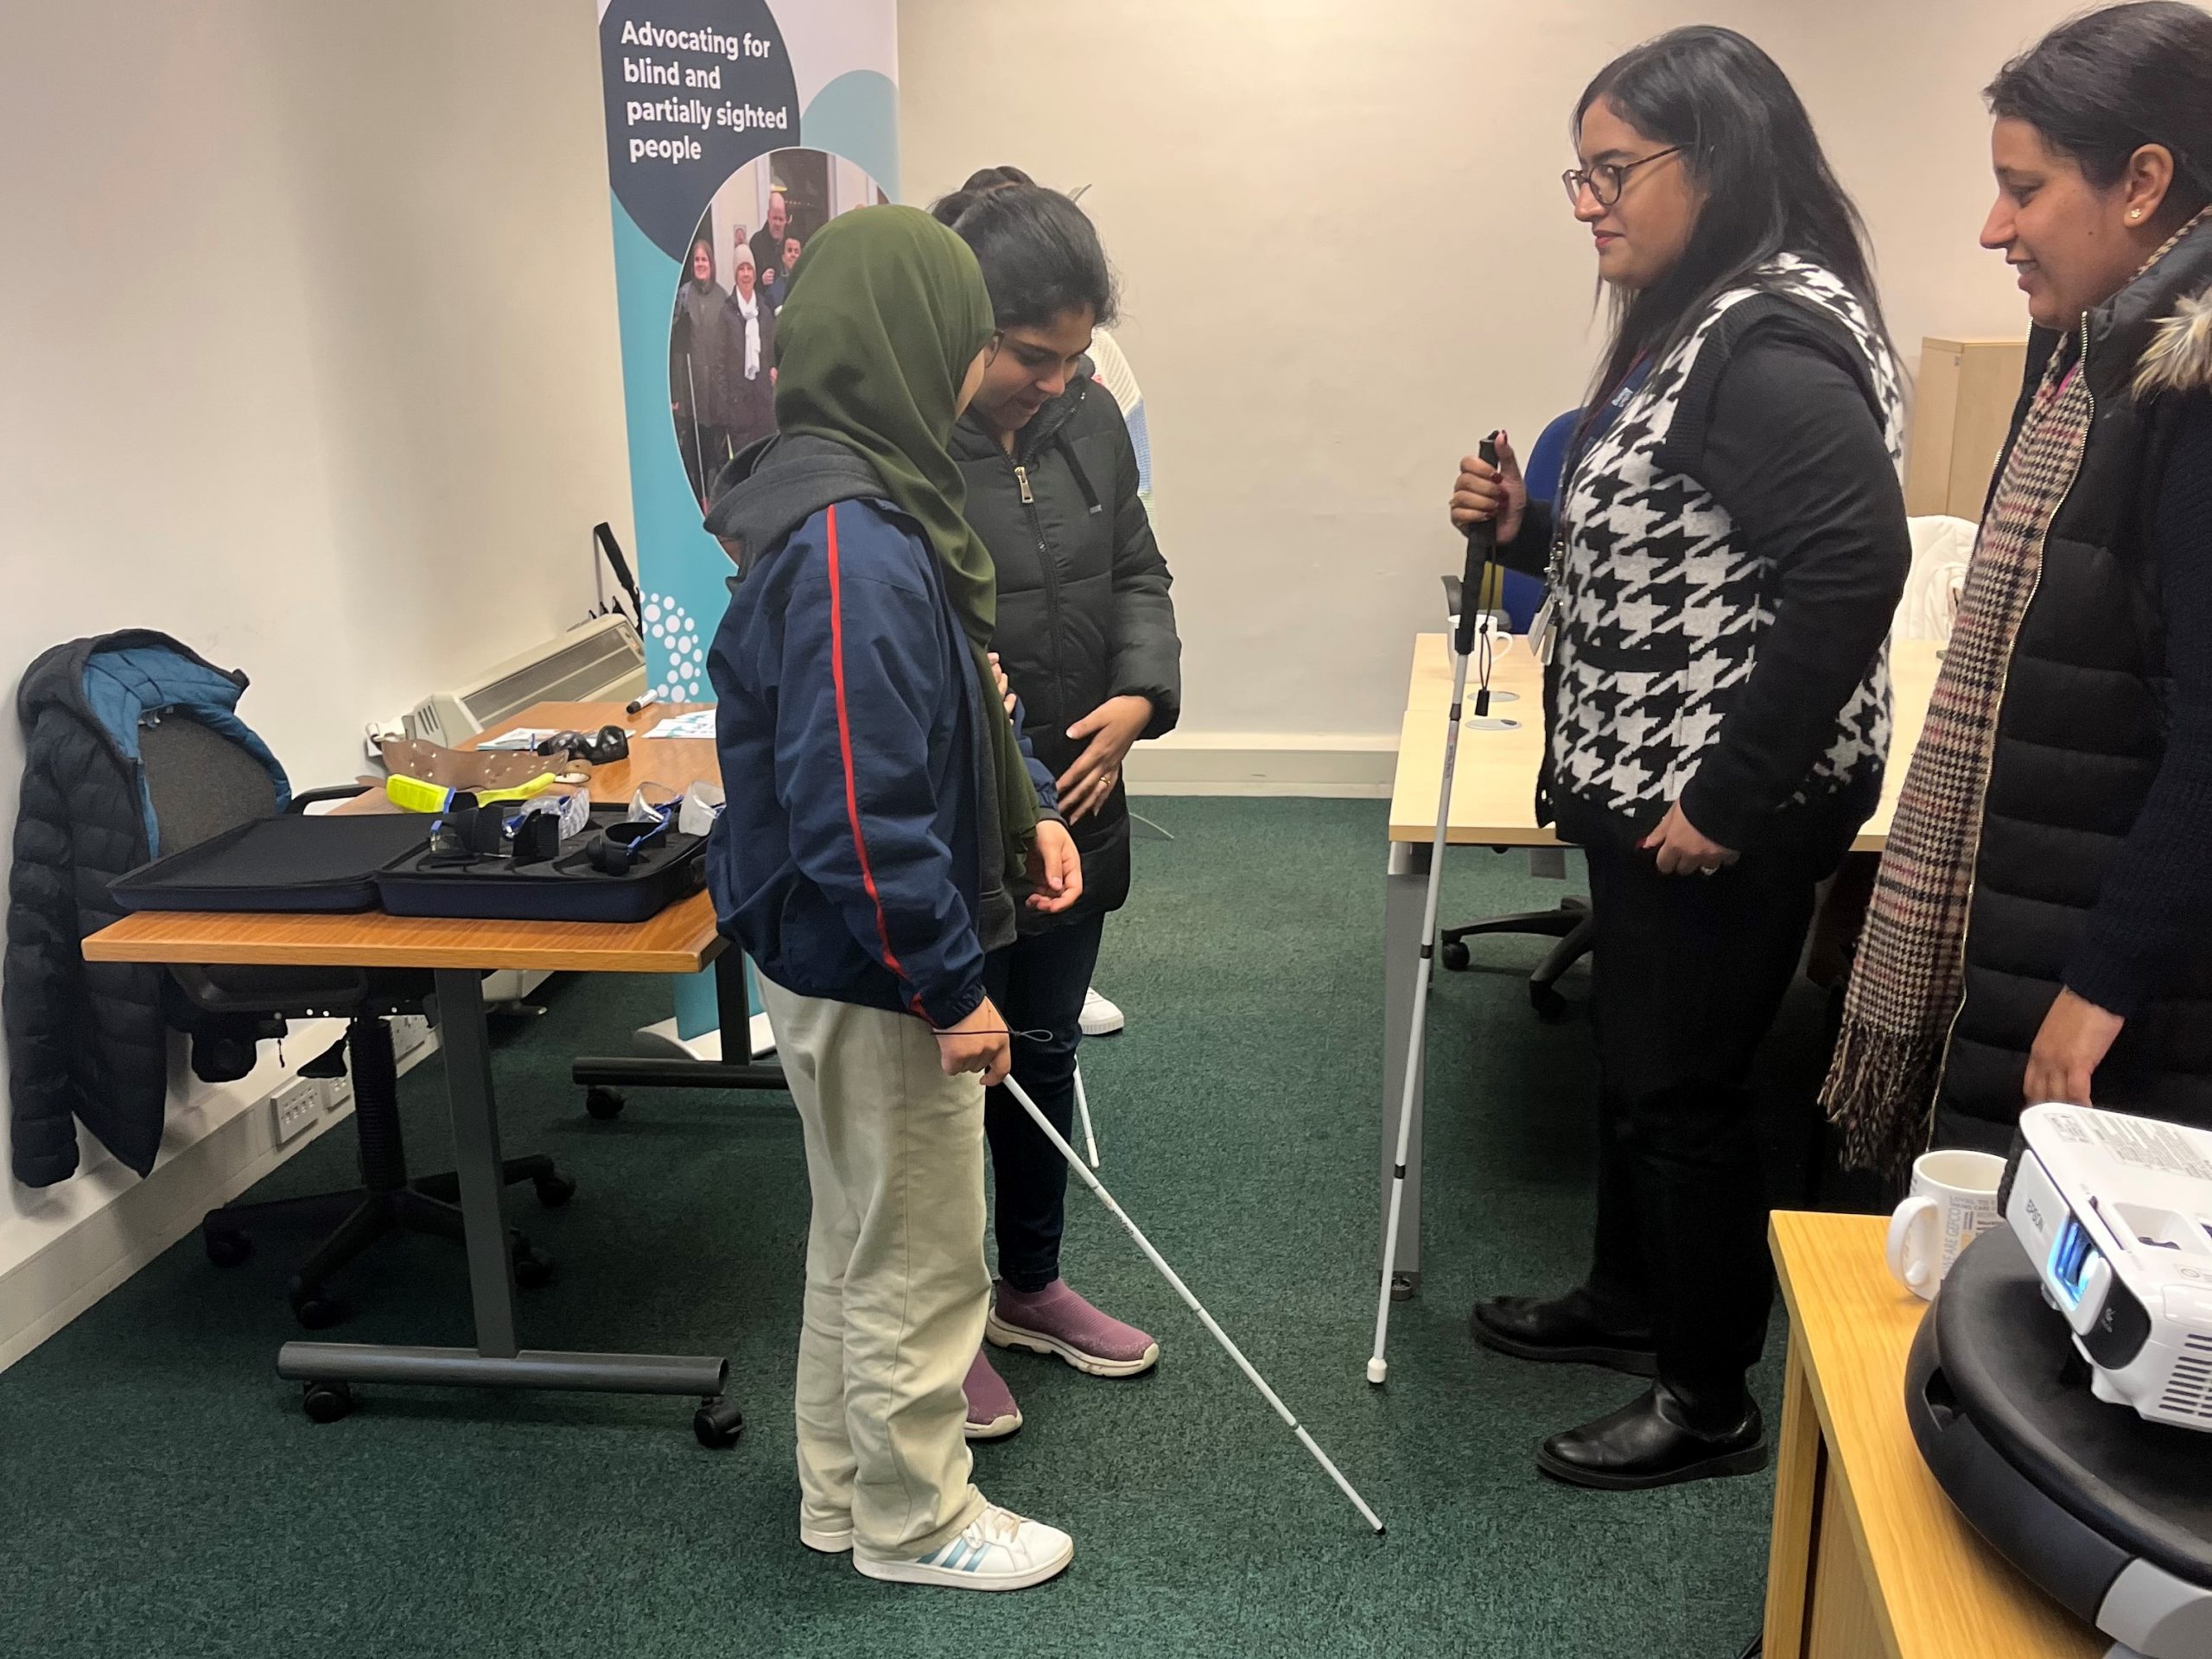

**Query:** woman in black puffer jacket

left=931, top=173, right=1181, bottom=1440
left=1827, top=3, right=2212, bottom=1165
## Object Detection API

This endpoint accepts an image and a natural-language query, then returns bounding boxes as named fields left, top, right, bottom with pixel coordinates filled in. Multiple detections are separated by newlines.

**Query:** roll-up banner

left=596, top=0, right=899, bottom=701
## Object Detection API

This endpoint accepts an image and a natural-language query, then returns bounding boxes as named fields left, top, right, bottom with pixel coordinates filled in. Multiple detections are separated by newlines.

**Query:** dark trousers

left=1580, top=842, right=1824, bottom=1398
left=982, top=914, right=1106, bottom=1293
left=682, top=421, right=729, bottom=507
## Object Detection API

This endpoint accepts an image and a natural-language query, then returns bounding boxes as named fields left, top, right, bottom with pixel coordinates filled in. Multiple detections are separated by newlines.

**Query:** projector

left=2002, top=1103, right=2212, bottom=1433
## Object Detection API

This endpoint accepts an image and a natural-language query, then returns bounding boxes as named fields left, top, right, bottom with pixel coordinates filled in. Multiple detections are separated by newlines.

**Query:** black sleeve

left=1675, top=323, right=1910, bottom=850
left=2065, top=397, right=2212, bottom=1019
left=1103, top=414, right=1182, bottom=738
left=1496, top=497, right=1554, bottom=576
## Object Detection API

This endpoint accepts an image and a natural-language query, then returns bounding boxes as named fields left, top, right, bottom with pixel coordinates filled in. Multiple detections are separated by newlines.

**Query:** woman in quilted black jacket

left=931, top=173, right=1183, bottom=1444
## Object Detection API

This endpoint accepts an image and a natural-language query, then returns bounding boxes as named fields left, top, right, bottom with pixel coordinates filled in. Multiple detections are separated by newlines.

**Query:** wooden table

left=1377, top=638, right=1942, bottom=1290
left=1384, top=634, right=1940, bottom=849
left=82, top=702, right=746, bottom=1426
left=1764, top=1211, right=2102, bottom=1658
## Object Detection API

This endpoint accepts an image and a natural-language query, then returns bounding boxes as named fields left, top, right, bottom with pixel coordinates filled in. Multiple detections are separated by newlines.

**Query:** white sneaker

left=1079, top=986, right=1125, bottom=1037
left=852, top=1503, right=1074, bottom=1591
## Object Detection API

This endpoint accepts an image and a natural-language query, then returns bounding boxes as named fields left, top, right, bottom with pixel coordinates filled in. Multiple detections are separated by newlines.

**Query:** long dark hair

left=1576, top=27, right=1891, bottom=404
left=929, top=167, right=1120, bottom=331
left=1986, top=2, right=2212, bottom=218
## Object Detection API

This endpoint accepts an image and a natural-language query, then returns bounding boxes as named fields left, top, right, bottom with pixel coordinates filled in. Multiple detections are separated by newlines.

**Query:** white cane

left=684, top=353, right=709, bottom=506
left=1368, top=435, right=1501, bottom=1388
left=1001, top=1076, right=1385, bottom=1535
left=1073, top=1064, right=1100, bottom=1167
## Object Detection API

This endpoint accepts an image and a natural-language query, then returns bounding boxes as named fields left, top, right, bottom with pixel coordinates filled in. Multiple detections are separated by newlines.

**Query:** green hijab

left=772, top=205, right=1039, bottom=874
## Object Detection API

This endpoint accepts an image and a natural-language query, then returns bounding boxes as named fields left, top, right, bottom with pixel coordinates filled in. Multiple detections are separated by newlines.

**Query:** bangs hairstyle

left=929, top=168, right=1120, bottom=332
left=1985, top=1, right=2212, bottom=216
left=1576, top=26, right=1892, bottom=406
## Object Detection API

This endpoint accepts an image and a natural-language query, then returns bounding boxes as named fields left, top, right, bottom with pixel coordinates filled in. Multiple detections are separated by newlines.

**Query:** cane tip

left=1365, top=1357, right=1387, bottom=1385
left=1374, top=1523, right=1388, bottom=1537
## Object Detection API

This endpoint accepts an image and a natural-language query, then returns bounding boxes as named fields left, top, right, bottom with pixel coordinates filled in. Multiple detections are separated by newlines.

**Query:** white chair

left=1897, top=513, right=1977, bottom=644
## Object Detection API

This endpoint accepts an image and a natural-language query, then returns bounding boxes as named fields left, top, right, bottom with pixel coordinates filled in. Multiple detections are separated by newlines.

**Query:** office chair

left=138, top=709, right=573, bottom=1329
left=1437, top=408, right=1594, bottom=1021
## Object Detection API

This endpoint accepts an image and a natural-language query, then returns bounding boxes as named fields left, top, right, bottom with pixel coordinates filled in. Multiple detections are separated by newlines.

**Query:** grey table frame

left=276, top=967, right=729, bottom=1407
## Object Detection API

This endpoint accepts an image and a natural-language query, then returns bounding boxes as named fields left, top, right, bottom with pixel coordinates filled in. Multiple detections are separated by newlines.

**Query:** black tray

left=374, top=805, right=707, bottom=924
left=112, top=814, right=434, bottom=913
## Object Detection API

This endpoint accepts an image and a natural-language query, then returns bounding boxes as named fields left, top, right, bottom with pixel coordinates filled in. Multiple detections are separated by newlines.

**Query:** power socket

left=321, top=1071, right=354, bottom=1115
left=270, top=1078, right=321, bottom=1145
left=391, top=1014, right=432, bottom=1061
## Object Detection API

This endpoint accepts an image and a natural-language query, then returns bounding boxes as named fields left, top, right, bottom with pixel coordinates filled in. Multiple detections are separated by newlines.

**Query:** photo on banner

left=668, top=149, right=891, bottom=511
left=597, top=0, right=898, bottom=704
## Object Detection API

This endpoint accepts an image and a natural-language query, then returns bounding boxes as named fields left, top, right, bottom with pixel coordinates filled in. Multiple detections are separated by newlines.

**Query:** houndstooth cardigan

left=1541, top=255, right=1906, bottom=840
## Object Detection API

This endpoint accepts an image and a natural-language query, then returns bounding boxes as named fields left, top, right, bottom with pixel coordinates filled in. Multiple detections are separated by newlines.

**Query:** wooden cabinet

left=1764, top=1212, right=2102, bottom=1658
left=1904, top=336, right=2029, bottom=519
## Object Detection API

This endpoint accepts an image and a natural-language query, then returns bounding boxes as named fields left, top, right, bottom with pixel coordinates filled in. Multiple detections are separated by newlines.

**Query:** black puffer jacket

left=952, top=372, right=1179, bottom=924
left=5, top=632, right=280, bottom=1185
left=1937, top=220, right=2212, bottom=1145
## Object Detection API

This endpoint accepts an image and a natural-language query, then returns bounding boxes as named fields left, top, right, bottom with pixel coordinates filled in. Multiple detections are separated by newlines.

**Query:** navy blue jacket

left=707, top=491, right=1057, bottom=1026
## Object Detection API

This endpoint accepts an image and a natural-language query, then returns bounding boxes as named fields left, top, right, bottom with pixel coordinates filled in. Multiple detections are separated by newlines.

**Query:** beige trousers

left=757, top=975, right=990, bottom=1560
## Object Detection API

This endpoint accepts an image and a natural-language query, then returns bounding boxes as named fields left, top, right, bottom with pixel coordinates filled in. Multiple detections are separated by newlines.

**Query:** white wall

left=0, top=4, right=627, bottom=1239
left=901, top=0, right=2087, bottom=743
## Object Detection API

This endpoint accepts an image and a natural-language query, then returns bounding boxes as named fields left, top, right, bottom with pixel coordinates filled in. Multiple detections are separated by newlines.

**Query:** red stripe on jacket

left=823, top=503, right=929, bottom=1020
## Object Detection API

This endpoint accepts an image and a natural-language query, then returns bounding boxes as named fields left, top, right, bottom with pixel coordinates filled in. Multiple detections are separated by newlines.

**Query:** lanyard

left=1534, top=357, right=1652, bottom=666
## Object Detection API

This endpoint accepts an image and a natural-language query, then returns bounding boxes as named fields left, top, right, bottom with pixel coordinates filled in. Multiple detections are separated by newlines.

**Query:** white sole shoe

left=962, top=1404, right=1022, bottom=1441
left=800, top=1522, right=854, bottom=1554
left=852, top=1504, right=1073, bottom=1592
left=986, top=1309, right=1160, bottom=1378
left=1078, top=987, right=1125, bottom=1037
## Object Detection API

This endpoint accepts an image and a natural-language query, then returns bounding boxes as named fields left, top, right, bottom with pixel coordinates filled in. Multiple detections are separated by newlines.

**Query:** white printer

left=2002, top=1103, right=2212, bottom=1433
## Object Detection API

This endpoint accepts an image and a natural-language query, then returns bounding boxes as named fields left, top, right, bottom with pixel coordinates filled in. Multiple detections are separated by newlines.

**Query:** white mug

left=1885, top=1149, right=2008, bottom=1298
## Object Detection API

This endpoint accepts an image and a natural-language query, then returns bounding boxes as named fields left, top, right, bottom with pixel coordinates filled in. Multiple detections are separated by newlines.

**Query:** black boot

left=1469, top=1288, right=1657, bottom=1376
left=1535, top=1380, right=1766, bottom=1491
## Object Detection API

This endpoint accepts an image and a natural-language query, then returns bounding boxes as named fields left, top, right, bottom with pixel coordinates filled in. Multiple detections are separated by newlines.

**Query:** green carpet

left=0, top=799, right=1847, bottom=1659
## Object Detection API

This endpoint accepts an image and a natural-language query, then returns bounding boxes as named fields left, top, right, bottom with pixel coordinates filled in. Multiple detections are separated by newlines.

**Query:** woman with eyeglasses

left=1447, top=26, right=1910, bottom=1491
left=929, top=171, right=1181, bottom=1443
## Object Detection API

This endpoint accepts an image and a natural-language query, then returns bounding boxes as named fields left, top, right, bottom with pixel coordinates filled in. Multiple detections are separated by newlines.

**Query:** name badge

left=1530, top=594, right=1561, bottom=666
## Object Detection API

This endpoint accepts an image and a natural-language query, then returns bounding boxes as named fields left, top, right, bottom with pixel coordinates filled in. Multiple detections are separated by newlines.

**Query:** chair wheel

left=512, top=1244, right=555, bottom=1290
left=694, top=1395, right=745, bottom=1448
left=1440, top=940, right=1471, bottom=972
left=302, top=1380, right=356, bottom=1424
left=291, top=1282, right=346, bottom=1336
left=534, top=1172, right=577, bottom=1208
left=204, top=1228, right=252, bottom=1268
left=585, top=1087, right=626, bottom=1121
left=1529, top=982, right=1567, bottom=1022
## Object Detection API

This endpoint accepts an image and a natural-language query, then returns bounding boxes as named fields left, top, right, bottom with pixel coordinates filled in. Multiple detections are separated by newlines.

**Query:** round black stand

left=1906, top=1229, right=2212, bottom=1657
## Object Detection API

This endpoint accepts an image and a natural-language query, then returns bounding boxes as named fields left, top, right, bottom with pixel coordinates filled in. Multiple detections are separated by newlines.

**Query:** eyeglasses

left=1562, top=147, right=1683, bottom=209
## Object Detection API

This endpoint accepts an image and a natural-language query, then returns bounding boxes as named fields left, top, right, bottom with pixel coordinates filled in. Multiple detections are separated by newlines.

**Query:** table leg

left=1382, top=838, right=1429, bottom=1297
left=569, top=944, right=789, bottom=1094
left=1763, top=1328, right=1824, bottom=1659
left=276, top=969, right=728, bottom=1408
left=437, top=966, right=520, bottom=1356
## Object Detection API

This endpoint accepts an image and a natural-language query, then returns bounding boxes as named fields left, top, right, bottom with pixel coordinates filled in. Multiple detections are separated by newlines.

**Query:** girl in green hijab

left=702, top=204, right=1082, bottom=1591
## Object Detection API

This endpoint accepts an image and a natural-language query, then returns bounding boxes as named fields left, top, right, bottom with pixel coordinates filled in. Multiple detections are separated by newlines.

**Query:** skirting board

left=0, top=1023, right=441, bottom=1375
left=1122, top=734, right=1397, bottom=798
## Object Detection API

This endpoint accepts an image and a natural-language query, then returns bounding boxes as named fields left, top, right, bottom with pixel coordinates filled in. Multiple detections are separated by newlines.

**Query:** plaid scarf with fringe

left=1820, top=341, right=2092, bottom=1174
left=1825, top=212, right=2212, bottom=1174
